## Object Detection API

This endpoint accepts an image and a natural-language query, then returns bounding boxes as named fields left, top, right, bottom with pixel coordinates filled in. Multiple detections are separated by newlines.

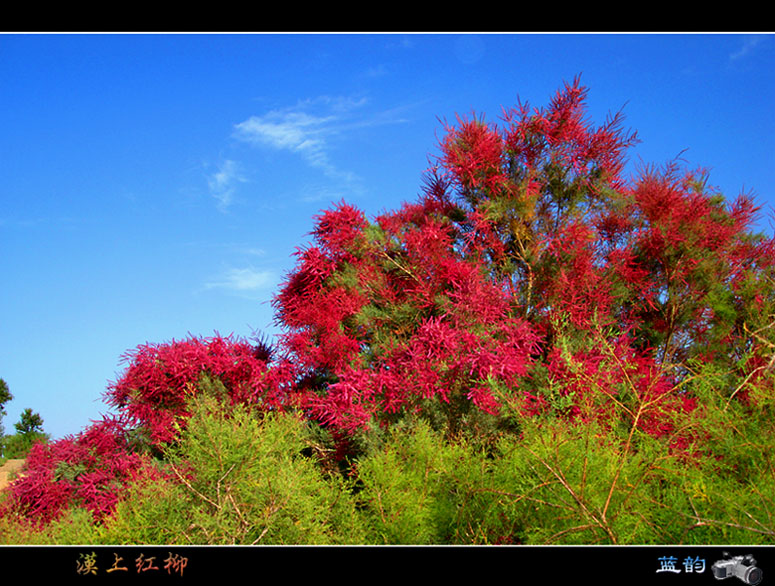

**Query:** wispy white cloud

left=232, top=95, right=408, bottom=192
left=204, top=267, right=277, bottom=297
left=729, top=35, right=767, bottom=62
left=206, top=159, right=246, bottom=210
left=234, top=107, right=351, bottom=183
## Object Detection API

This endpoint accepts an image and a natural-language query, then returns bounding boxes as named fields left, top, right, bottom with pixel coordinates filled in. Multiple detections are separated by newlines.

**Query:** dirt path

left=0, top=459, right=26, bottom=491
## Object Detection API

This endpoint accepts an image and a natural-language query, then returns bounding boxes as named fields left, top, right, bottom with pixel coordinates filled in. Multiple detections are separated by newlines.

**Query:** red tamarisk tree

left=273, top=77, right=775, bottom=448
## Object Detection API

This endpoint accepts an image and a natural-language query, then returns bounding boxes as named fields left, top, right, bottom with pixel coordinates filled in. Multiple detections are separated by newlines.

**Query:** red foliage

left=308, top=313, right=541, bottom=434
left=105, top=333, right=289, bottom=445
left=501, top=77, right=637, bottom=194
left=1, top=417, right=160, bottom=525
left=271, top=76, right=774, bottom=448
left=442, top=115, right=509, bottom=196
left=533, top=330, right=695, bottom=440
left=3, top=333, right=293, bottom=525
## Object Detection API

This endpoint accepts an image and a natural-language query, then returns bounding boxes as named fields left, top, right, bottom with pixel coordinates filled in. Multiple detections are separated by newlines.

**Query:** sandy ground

left=0, top=459, right=26, bottom=491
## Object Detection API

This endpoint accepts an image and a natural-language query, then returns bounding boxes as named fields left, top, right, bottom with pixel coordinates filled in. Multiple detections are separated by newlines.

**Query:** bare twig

left=169, top=464, right=220, bottom=511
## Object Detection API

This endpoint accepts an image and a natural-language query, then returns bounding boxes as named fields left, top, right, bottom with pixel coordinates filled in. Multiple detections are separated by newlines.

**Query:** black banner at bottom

left=1, top=544, right=773, bottom=583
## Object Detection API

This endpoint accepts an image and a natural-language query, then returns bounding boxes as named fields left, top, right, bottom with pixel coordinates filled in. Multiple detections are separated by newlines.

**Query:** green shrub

left=660, top=359, right=775, bottom=544
left=2, top=431, right=48, bottom=460
left=96, top=379, right=367, bottom=545
left=487, top=416, right=683, bottom=544
left=479, top=356, right=775, bottom=545
left=4, top=361, right=772, bottom=545
left=354, top=418, right=504, bottom=544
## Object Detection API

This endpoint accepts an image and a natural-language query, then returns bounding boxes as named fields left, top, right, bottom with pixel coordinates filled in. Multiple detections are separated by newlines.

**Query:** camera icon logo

left=712, top=552, right=763, bottom=585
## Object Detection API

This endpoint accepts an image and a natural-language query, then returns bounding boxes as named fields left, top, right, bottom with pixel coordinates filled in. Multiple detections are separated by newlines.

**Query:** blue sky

left=1, top=33, right=773, bottom=441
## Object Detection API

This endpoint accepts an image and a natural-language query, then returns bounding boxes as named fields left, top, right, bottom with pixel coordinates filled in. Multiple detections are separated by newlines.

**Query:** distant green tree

left=0, top=378, right=11, bottom=410
left=3, top=408, right=48, bottom=459
left=14, top=408, right=44, bottom=436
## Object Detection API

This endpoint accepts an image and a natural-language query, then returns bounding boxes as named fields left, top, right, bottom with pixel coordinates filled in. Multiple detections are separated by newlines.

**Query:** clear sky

left=1, top=33, right=773, bottom=441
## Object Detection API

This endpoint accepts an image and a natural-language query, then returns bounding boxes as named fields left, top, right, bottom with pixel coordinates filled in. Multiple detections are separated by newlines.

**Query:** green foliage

left=473, top=353, right=775, bottom=545
left=354, top=418, right=512, bottom=544
left=2, top=430, right=48, bottom=460
left=0, top=378, right=11, bottom=412
left=3, top=407, right=48, bottom=460
left=489, top=417, right=674, bottom=544
left=0, top=504, right=103, bottom=545
left=355, top=421, right=453, bottom=543
left=2, top=365, right=774, bottom=545
left=94, top=377, right=367, bottom=545
left=665, top=360, right=775, bottom=544
left=15, top=408, right=44, bottom=436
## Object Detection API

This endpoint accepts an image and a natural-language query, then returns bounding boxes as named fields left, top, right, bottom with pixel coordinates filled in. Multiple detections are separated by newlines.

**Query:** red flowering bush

left=2, top=334, right=292, bottom=526
left=105, top=333, right=291, bottom=445
left=1, top=417, right=159, bottom=526
left=273, top=77, right=775, bottom=449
